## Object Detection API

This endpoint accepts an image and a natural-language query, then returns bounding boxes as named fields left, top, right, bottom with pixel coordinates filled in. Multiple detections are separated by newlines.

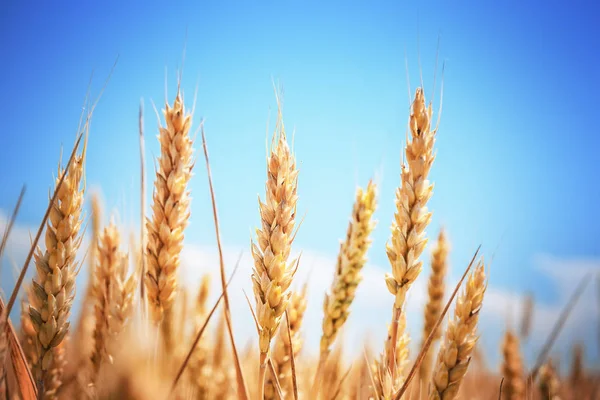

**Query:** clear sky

left=1, top=0, right=599, bottom=369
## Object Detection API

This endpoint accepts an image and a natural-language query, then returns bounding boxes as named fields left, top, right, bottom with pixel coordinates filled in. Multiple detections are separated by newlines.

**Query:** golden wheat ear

left=28, top=140, right=86, bottom=397
left=429, top=259, right=487, bottom=400
left=317, top=180, right=377, bottom=387
left=384, top=87, right=437, bottom=383
left=144, top=90, right=194, bottom=352
left=419, top=228, right=450, bottom=389
left=251, top=97, right=300, bottom=399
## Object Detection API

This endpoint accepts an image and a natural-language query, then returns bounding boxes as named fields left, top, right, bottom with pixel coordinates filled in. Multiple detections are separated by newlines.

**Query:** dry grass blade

left=393, top=245, right=481, bottom=400
left=0, top=185, right=26, bottom=263
left=285, top=309, right=298, bottom=400
left=170, top=261, right=240, bottom=393
left=0, top=298, right=37, bottom=399
left=5, top=131, right=84, bottom=317
left=201, top=124, right=249, bottom=400
left=139, top=99, right=147, bottom=318
left=528, top=272, right=591, bottom=381
left=498, top=377, right=504, bottom=400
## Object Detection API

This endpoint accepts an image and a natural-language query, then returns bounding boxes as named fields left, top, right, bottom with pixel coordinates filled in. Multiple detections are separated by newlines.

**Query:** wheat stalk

left=145, top=91, right=194, bottom=352
left=384, top=87, right=437, bottom=379
left=429, top=260, right=486, bottom=400
left=419, top=229, right=450, bottom=388
left=251, top=102, right=299, bottom=398
left=28, top=149, right=85, bottom=398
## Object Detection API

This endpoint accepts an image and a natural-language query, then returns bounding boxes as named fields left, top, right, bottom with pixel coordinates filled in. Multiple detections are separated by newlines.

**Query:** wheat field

left=0, top=67, right=597, bottom=400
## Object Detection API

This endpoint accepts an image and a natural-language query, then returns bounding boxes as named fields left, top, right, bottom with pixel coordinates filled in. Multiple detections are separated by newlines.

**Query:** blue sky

left=1, top=1, right=599, bottom=369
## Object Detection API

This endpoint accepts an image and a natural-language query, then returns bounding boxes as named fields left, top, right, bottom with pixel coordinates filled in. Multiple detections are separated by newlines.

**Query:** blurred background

left=1, top=0, right=599, bottom=372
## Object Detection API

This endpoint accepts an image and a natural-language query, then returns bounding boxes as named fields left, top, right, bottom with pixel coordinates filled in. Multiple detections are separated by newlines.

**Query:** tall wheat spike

left=145, top=91, right=194, bottom=352
left=384, top=87, right=437, bottom=379
left=28, top=147, right=85, bottom=398
left=251, top=101, right=299, bottom=398
left=90, top=222, right=127, bottom=379
left=419, top=229, right=450, bottom=388
left=501, top=330, right=525, bottom=400
left=319, top=181, right=377, bottom=364
left=429, top=260, right=486, bottom=400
